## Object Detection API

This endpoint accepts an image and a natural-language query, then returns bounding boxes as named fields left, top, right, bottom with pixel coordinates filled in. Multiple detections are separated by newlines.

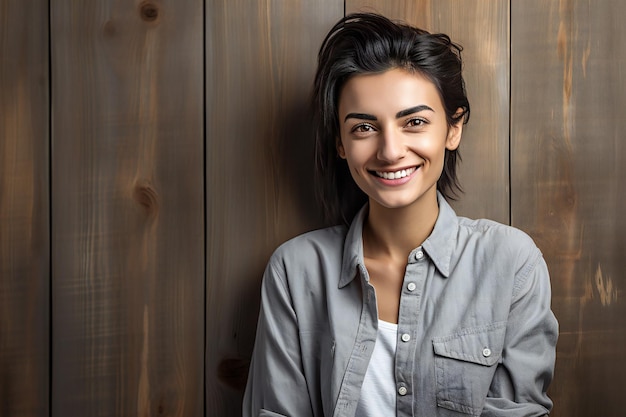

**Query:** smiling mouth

left=372, top=167, right=417, bottom=180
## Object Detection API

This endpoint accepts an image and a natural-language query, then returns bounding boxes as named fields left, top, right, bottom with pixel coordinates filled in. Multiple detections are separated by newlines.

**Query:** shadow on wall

left=215, top=95, right=325, bottom=394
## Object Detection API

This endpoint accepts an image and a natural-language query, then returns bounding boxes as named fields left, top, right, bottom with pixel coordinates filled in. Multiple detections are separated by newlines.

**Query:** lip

left=368, top=165, right=420, bottom=186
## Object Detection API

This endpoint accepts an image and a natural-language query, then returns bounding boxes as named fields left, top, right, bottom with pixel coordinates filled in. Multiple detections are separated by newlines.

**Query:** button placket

left=396, top=249, right=425, bottom=415
left=331, top=264, right=381, bottom=417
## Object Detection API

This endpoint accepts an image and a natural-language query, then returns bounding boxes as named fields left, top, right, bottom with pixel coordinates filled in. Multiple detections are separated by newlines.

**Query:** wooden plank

left=511, top=1, right=626, bottom=415
left=51, top=1, right=204, bottom=415
left=205, top=0, right=342, bottom=414
left=0, top=0, right=50, bottom=416
left=346, top=0, right=511, bottom=223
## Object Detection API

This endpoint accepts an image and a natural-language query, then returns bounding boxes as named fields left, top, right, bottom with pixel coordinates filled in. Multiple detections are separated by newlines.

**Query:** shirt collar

left=422, top=193, right=457, bottom=278
left=338, top=192, right=458, bottom=288
left=338, top=204, right=367, bottom=288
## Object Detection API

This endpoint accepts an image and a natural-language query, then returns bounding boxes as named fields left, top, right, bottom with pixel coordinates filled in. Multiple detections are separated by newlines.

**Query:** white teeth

left=375, top=167, right=416, bottom=179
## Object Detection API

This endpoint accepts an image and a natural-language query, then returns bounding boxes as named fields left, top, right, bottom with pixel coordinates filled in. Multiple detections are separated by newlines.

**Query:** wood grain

left=51, top=1, right=204, bottom=415
left=2, top=1, right=622, bottom=415
left=346, top=0, right=511, bottom=223
left=511, top=1, right=626, bottom=416
left=0, top=1, right=50, bottom=416
left=205, top=0, right=342, bottom=414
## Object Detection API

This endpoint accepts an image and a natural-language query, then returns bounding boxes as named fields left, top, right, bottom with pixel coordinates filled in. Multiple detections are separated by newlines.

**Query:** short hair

left=313, top=12, right=470, bottom=225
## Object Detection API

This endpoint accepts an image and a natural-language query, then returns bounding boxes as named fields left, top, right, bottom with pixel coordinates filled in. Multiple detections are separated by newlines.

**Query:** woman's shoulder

left=449, top=217, right=547, bottom=294
left=269, top=224, right=348, bottom=267
left=261, top=225, right=349, bottom=295
left=456, top=216, right=541, bottom=260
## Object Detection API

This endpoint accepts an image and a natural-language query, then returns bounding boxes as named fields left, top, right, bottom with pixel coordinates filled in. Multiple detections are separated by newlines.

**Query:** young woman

left=243, top=13, right=558, bottom=417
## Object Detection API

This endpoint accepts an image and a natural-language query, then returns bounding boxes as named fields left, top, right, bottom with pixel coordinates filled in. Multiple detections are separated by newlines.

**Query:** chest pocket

left=432, top=322, right=506, bottom=416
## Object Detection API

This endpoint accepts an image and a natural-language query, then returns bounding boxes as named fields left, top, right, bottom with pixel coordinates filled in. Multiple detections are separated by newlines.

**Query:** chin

left=371, top=197, right=420, bottom=210
left=368, top=188, right=437, bottom=210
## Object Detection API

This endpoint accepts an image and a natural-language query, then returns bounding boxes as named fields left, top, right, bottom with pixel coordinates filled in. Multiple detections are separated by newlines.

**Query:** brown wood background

left=50, top=0, right=204, bottom=415
left=0, top=1, right=49, bottom=416
left=204, top=1, right=342, bottom=412
left=511, top=1, right=626, bottom=416
left=1, top=0, right=624, bottom=416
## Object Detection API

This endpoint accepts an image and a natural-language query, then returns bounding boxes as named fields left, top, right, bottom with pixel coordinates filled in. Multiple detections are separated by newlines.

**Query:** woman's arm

left=242, top=257, right=314, bottom=417
left=482, top=254, right=558, bottom=416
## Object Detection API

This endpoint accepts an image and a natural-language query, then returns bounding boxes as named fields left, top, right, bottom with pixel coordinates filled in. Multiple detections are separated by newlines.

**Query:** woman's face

left=337, top=68, right=462, bottom=211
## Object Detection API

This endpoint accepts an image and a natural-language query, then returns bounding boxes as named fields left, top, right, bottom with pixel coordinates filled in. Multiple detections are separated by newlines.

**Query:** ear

left=445, top=109, right=464, bottom=151
left=336, top=137, right=346, bottom=159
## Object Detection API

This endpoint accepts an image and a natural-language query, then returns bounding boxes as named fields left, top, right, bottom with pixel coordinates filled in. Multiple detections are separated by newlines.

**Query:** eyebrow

left=395, top=105, right=434, bottom=118
left=344, top=112, right=378, bottom=122
left=344, top=105, right=434, bottom=122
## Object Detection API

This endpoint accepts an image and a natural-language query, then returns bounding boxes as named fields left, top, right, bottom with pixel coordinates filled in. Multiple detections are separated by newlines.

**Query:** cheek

left=344, top=156, right=364, bottom=177
left=342, top=142, right=368, bottom=165
left=411, top=142, right=443, bottom=164
left=342, top=146, right=371, bottom=181
left=422, top=134, right=449, bottom=159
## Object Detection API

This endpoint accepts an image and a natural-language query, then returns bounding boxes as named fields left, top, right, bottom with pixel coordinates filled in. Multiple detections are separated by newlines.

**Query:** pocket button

left=482, top=347, right=492, bottom=358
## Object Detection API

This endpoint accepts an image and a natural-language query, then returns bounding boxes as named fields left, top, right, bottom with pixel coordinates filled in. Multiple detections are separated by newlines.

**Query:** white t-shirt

left=355, top=320, right=398, bottom=416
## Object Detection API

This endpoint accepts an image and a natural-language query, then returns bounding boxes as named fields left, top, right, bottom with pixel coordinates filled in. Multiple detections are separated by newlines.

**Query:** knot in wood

left=133, top=180, right=159, bottom=219
left=139, top=2, right=159, bottom=22
left=103, top=20, right=116, bottom=37
left=217, top=357, right=249, bottom=391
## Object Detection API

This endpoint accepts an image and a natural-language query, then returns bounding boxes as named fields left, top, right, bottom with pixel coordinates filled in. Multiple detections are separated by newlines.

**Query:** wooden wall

left=204, top=0, right=341, bottom=411
left=511, top=1, right=626, bottom=415
left=50, top=0, right=205, bottom=415
left=0, top=1, right=49, bottom=416
left=0, top=0, right=624, bottom=416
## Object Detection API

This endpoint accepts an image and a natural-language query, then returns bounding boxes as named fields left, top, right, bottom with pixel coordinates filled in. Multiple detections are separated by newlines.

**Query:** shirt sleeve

left=242, top=255, right=314, bottom=417
left=482, top=250, right=559, bottom=417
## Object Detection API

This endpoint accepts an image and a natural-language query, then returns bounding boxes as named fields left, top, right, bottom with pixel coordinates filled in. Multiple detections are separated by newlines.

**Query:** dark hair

left=313, top=12, right=470, bottom=225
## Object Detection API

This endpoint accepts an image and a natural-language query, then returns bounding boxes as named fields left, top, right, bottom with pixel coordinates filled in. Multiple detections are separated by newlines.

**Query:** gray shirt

left=243, top=194, right=558, bottom=417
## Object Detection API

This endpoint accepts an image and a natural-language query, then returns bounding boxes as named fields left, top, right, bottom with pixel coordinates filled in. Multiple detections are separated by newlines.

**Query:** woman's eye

left=352, top=123, right=375, bottom=133
left=406, top=118, right=427, bottom=128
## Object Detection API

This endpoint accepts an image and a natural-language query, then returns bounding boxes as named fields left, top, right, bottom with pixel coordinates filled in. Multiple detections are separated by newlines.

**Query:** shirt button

left=407, top=282, right=416, bottom=291
left=415, top=250, right=424, bottom=260
left=482, top=348, right=492, bottom=357
left=401, top=333, right=411, bottom=342
left=398, top=386, right=408, bottom=396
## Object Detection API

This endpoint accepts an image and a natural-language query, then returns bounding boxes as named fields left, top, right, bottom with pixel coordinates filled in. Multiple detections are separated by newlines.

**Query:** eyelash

left=406, top=117, right=428, bottom=127
left=350, top=118, right=428, bottom=133
left=351, top=123, right=375, bottom=133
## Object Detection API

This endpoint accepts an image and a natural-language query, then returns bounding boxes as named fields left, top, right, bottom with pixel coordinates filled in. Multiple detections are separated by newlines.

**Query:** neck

left=363, top=190, right=440, bottom=261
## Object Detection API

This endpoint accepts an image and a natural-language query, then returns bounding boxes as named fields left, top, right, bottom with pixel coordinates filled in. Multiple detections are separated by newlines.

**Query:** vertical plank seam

left=203, top=0, right=208, bottom=415
left=508, top=0, right=513, bottom=227
left=48, top=0, right=53, bottom=414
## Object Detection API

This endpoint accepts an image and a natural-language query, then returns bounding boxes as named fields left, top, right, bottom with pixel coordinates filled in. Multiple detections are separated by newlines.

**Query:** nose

left=377, top=128, right=406, bottom=163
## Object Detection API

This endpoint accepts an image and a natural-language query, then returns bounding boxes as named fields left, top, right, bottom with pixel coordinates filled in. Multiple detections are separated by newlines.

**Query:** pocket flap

left=432, top=322, right=506, bottom=367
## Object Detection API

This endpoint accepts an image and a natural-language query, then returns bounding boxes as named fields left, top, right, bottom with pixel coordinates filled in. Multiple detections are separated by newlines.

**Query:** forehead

left=338, top=68, right=444, bottom=115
